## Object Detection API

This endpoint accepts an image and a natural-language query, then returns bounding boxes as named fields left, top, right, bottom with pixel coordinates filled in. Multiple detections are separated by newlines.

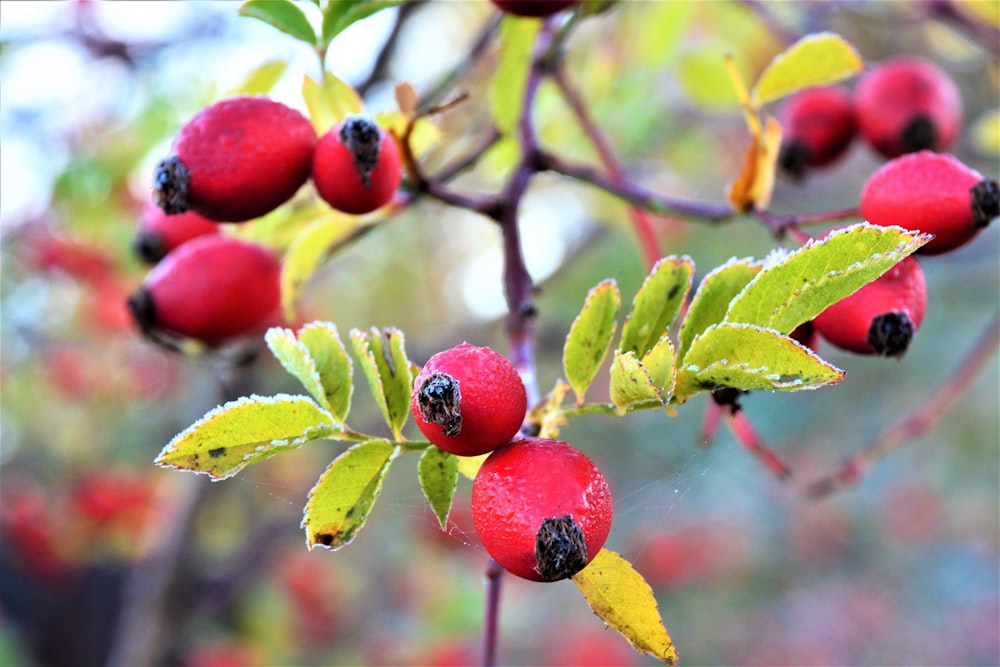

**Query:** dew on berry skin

left=417, top=372, right=463, bottom=436
left=534, top=515, right=589, bottom=581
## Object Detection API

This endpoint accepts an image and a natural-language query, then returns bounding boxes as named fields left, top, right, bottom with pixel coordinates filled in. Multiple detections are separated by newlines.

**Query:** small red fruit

left=411, top=343, right=527, bottom=457
left=154, top=96, right=317, bottom=222
left=778, top=86, right=856, bottom=179
left=813, top=255, right=927, bottom=358
left=134, top=202, right=220, bottom=264
left=489, top=0, right=579, bottom=17
left=472, top=437, right=613, bottom=582
left=311, top=115, right=402, bottom=215
left=127, top=235, right=282, bottom=346
left=861, top=151, right=999, bottom=255
left=853, top=57, right=962, bottom=158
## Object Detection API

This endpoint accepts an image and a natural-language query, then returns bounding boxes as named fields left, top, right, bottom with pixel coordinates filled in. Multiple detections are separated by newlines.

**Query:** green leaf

left=280, top=213, right=366, bottom=322
left=302, top=72, right=364, bottom=135
left=418, top=447, right=459, bottom=530
left=265, top=327, right=334, bottom=415
left=677, top=257, right=763, bottom=362
left=674, top=323, right=844, bottom=402
left=302, top=439, right=400, bottom=550
left=349, top=327, right=413, bottom=440
left=677, top=41, right=740, bottom=110
left=322, top=0, right=405, bottom=46
left=228, top=59, right=289, bottom=96
left=563, top=280, right=620, bottom=405
left=642, top=335, right=676, bottom=404
left=240, top=0, right=317, bottom=45
left=490, top=17, right=540, bottom=137
left=620, top=256, right=694, bottom=358
left=298, top=321, right=354, bottom=423
left=725, top=223, right=931, bottom=335
left=609, top=351, right=661, bottom=416
left=155, top=394, right=337, bottom=480
left=752, top=32, right=863, bottom=106
left=573, top=549, right=678, bottom=665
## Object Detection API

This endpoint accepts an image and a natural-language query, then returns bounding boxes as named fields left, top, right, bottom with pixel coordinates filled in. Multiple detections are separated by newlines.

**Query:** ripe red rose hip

left=411, top=343, right=527, bottom=457
left=813, top=255, right=926, bottom=358
left=134, top=202, right=220, bottom=264
left=127, top=235, right=282, bottom=346
left=489, top=0, right=579, bottom=17
left=778, top=86, right=856, bottom=179
left=472, top=437, right=613, bottom=582
left=154, top=96, right=317, bottom=222
left=861, top=151, right=999, bottom=255
left=853, top=57, right=962, bottom=158
left=311, top=115, right=402, bottom=215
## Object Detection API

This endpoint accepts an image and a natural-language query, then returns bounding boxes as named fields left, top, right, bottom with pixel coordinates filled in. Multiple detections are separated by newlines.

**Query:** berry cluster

left=411, top=343, right=613, bottom=582
left=776, top=57, right=998, bottom=359
left=128, top=96, right=404, bottom=347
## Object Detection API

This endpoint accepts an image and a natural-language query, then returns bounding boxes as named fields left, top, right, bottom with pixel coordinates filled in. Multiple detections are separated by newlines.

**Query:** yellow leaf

left=456, top=453, right=489, bottom=480
left=752, top=32, right=863, bottom=106
left=955, top=0, right=1000, bottom=28
left=573, top=549, right=678, bottom=665
left=302, top=72, right=364, bottom=135
left=727, top=115, right=782, bottom=212
left=723, top=52, right=760, bottom=137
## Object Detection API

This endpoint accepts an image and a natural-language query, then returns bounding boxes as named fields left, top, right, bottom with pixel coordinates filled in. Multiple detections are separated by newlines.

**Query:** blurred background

left=1, top=1, right=997, bottom=666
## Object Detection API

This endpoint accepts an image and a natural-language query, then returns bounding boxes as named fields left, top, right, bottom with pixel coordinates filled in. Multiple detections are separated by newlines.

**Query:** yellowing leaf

left=298, top=321, right=354, bottom=423
left=265, top=327, right=333, bottom=415
left=302, top=72, right=364, bottom=135
left=619, top=256, right=694, bottom=359
left=302, top=439, right=400, bottom=550
left=228, top=59, right=289, bottom=96
left=609, top=351, right=661, bottom=415
left=678, top=257, right=763, bottom=362
left=418, top=447, right=459, bottom=529
left=752, top=32, right=863, bottom=106
left=457, top=453, right=489, bottom=480
left=376, top=110, right=442, bottom=160
left=155, top=394, right=338, bottom=480
left=563, top=280, right=620, bottom=405
left=728, top=114, right=782, bottom=212
left=349, top=327, right=413, bottom=441
left=490, top=17, right=541, bottom=136
left=573, top=549, right=678, bottom=665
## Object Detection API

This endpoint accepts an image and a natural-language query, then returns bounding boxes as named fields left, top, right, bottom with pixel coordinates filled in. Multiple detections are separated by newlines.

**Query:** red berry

left=472, top=437, right=613, bottom=582
left=134, top=202, right=220, bottom=264
left=861, top=151, right=999, bottom=255
left=311, top=115, right=402, bottom=215
left=154, top=96, right=317, bottom=222
left=813, top=255, right=926, bottom=358
left=854, top=57, right=962, bottom=158
left=411, top=343, right=527, bottom=457
left=127, top=235, right=282, bottom=346
left=778, top=86, right=856, bottom=178
left=490, top=0, right=579, bottom=17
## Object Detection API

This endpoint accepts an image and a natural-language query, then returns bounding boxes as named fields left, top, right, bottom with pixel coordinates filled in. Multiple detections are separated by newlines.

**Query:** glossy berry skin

left=861, top=151, right=999, bottom=255
left=472, top=437, right=613, bottom=582
left=813, top=255, right=926, bottom=358
left=134, top=202, right=220, bottom=264
left=127, top=235, right=282, bottom=346
left=154, top=96, right=317, bottom=222
left=854, top=57, right=961, bottom=158
left=778, top=86, right=856, bottom=179
left=411, top=343, right=527, bottom=457
left=311, top=115, right=402, bottom=215
left=489, top=0, right=579, bottom=17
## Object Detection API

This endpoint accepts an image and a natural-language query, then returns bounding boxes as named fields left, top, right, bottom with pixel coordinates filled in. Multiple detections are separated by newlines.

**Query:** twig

left=481, top=558, right=505, bottom=667
left=355, top=0, right=425, bottom=98
left=805, top=311, right=1000, bottom=498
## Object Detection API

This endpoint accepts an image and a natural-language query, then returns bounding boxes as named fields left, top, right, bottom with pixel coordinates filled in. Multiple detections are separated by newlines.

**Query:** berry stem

left=805, top=311, right=1000, bottom=498
left=482, top=558, right=505, bottom=667
left=726, top=409, right=793, bottom=480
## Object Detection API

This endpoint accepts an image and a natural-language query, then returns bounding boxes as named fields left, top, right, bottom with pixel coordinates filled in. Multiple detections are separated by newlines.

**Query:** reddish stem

left=727, top=409, right=793, bottom=480
left=482, top=558, right=505, bottom=667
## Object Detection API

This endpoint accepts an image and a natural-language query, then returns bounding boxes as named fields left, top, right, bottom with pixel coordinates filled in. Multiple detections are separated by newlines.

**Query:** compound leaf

left=302, top=439, right=400, bottom=551
left=674, top=323, right=843, bottom=402
left=298, top=321, right=354, bottom=423
left=619, top=256, right=694, bottom=358
left=725, top=223, right=931, bottom=334
left=563, top=280, right=620, bottom=405
left=573, top=549, right=678, bottom=665
left=240, top=0, right=317, bottom=46
left=350, top=327, right=413, bottom=440
left=752, top=32, right=863, bottom=106
left=677, top=257, right=763, bottom=362
left=609, top=351, right=660, bottom=416
left=155, top=394, right=337, bottom=480
left=418, top=446, right=459, bottom=530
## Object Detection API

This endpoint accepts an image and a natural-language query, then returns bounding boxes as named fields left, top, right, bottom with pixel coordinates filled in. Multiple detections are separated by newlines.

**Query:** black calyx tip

left=778, top=141, right=810, bottom=180
left=417, top=372, right=462, bottom=437
left=340, top=116, right=381, bottom=187
left=534, top=515, right=588, bottom=582
left=970, top=179, right=1000, bottom=228
left=867, top=311, right=915, bottom=358
left=133, top=230, right=167, bottom=265
left=710, top=387, right=746, bottom=413
left=900, top=115, right=937, bottom=153
left=153, top=156, right=191, bottom=215
left=126, top=286, right=158, bottom=335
